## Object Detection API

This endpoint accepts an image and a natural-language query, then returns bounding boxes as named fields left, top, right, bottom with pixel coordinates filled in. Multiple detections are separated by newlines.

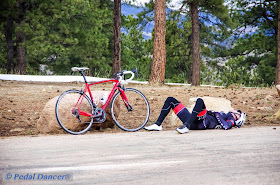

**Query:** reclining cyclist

left=144, top=97, right=246, bottom=134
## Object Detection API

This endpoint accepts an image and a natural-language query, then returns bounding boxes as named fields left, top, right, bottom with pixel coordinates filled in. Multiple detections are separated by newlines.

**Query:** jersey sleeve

left=215, top=112, right=234, bottom=130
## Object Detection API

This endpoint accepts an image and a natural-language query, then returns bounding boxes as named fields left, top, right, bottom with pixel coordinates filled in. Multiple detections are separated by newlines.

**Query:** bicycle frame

left=75, top=78, right=130, bottom=118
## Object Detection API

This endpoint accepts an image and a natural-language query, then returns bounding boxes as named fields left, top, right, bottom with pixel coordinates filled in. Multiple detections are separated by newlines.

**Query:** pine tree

left=113, top=0, right=122, bottom=75
left=165, top=11, right=191, bottom=83
left=149, top=0, right=166, bottom=85
left=4, top=18, right=14, bottom=74
left=227, top=0, right=278, bottom=86
left=276, top=0, right=280, bottom=87
left=189, top=0, right=200, bottom=86
left=21, top=0, right=113, bottom=75
left=121, top=14, right=152, bottom=80
left=184, top=0, right=230, bottom=86
left=1, top=0, right=19, bottom=74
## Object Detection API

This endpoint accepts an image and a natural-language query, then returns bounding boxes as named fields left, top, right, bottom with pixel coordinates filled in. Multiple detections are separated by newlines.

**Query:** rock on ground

left=37, top=91, right=119, bottom=133
left=276, top=85, right=280, bottom=97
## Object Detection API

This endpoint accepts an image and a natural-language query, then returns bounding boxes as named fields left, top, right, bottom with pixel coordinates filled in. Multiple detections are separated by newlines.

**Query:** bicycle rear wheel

left=111, top=88, right=150, bottom=131
left=55, top=90, right=94, bottom=135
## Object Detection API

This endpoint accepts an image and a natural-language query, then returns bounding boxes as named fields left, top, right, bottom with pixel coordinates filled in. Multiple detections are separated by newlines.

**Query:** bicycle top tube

left=89, top=79, right=119, bottom=86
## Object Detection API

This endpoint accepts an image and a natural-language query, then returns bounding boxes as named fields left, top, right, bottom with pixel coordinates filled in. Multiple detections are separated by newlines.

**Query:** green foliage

left=218, top=56, right=252, bottom=86
left=121, top=14, right=152, bottom=80
left=215, top=53, right=276, bottom=87
left=135, top=0, right=231, bottom=84
left=216, top=0, right=278, bottom=86
left=256, top=53, right=276, bottom=85
left=165, top=11, right=191, bottom=83
left=0, top=0, right=113, bottom=76
left=0, top=0, right=277, bottom=87
left=28, top=0, right=113, bottom=75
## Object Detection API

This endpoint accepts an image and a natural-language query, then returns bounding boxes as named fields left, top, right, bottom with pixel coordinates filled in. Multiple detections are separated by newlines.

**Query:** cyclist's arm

left=215, top=113, right=234, bottom=130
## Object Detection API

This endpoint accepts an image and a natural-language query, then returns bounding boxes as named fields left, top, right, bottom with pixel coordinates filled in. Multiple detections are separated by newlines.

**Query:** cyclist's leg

left=184, top=98, right=207, bottom=129
left=176, top=108, right=191, bottom=123
left=155, top=97, right=190, bottom=126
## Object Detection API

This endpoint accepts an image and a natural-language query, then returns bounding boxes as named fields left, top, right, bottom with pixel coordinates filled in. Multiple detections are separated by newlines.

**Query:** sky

left=131, top=0, right=183, bottom=10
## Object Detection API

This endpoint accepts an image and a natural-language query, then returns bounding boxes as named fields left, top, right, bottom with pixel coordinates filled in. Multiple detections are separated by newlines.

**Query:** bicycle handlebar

left=115, top=68, right=138, bottom=84
left=121, top=71, right=135, bottom=82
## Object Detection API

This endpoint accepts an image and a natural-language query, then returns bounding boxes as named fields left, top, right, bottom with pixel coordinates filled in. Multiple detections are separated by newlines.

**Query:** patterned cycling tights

left=154, top=97, right=207, bottom=129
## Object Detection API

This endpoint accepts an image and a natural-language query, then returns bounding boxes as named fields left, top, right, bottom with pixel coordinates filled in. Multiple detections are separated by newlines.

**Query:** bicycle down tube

left=75, top=78, right=126, bottom=118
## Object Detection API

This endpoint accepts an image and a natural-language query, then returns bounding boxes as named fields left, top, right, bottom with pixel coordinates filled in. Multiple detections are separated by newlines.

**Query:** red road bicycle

left=55, top=67, right=150, bottom=135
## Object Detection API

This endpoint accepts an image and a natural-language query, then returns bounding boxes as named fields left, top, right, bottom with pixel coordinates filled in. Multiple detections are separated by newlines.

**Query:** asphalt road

left=0, top=126, right=280, bottom=185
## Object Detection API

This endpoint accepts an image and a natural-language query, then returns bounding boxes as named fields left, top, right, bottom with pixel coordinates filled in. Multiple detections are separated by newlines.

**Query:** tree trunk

left=113, top=0, right=121, bottom=75
left=5, top=18, right=14, bottom=74
left=16, top=32, right=26, bottom=74
left=276, top=1, right=280, bottom=96
left=15, top=0, right=26, bottom=74
left=190, top=1, right=200, bottom=86
left=149, top=0, right=166, bottom=85
left=277, top=2, right=280, bottom=80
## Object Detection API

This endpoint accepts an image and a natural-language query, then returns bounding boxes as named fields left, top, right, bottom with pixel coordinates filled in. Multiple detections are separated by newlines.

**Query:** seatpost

left=80, top=71, right=88, bottom=83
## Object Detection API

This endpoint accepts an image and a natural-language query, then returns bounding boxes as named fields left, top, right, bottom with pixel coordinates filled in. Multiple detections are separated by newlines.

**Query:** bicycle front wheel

left=55, top=89, right=94, bottom=135
left=111, top=88, right=150, bottom=131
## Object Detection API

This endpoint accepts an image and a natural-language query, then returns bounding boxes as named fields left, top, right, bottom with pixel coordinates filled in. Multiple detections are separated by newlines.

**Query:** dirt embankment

left=0, top=80, right=279, bottom=137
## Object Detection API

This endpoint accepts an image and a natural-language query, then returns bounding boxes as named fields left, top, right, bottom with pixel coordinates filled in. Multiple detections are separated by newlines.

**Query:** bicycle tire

left=55, top=89, right=94, bottom=135
left=111, top=88, right=150, bottom=132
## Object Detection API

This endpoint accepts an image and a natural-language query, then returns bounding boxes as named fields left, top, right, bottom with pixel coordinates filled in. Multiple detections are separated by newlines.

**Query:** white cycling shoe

left=144, top=124, right=162, bottom=131
left=176, top=125, right=189, bottom=134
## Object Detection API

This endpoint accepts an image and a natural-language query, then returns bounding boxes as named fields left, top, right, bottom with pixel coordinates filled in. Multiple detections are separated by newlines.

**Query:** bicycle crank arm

left=93, top=108, right=106, bottom=123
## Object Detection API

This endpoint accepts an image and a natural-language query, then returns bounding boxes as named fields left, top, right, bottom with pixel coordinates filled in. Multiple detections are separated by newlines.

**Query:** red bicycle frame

left=74, top=79, right=130, bottom=118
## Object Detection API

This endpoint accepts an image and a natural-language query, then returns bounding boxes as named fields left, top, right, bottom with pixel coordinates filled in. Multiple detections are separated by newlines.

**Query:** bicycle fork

left=119, top=89, right=133, bottom=112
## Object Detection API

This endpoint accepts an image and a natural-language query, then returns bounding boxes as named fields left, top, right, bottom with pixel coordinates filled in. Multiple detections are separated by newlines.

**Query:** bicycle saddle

left=71, top=67, right=89, bottom=72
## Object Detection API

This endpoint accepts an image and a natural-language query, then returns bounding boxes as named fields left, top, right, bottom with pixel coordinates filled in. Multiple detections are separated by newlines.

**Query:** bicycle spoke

left=111, top=88, right=150, bottom=131
left=55, top=90, right=93, bottom=135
